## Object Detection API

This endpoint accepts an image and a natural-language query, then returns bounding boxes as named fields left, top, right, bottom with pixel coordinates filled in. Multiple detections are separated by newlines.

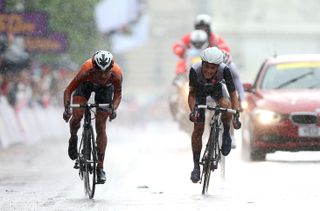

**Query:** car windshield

left=260, top=62, right=320, bottom=89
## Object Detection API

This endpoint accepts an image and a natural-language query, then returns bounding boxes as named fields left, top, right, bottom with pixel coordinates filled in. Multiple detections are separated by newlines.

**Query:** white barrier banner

left=0, top=96, right=67, bottom=148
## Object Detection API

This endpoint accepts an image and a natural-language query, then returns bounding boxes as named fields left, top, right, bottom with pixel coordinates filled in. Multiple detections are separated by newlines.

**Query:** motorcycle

left=169, top=48, right=203, bottom=134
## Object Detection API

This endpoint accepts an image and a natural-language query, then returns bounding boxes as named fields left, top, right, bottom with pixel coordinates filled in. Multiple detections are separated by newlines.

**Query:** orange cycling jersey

left=63, top=58, right=123, bottom=107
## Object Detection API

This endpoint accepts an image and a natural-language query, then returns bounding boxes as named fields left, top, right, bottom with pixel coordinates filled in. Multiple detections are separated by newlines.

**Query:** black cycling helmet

left=92, top=50, right=114, bottom=71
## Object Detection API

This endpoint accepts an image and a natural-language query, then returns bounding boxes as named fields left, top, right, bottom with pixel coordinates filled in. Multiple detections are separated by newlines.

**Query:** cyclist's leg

left=70, top=82, right=92, bottom=136
left=219, top=96, right=233, bottom=156
left=213, top=82, right=233, bottom=156
left=192, top=122, right=205, bottom=168
left=95, top=109, right=108, bottom=184
left=191, top=122, right=205, bottom=183
left=94, top=85, right=113, bottom=170
left=95, top=111, right=108, bottom=169
left=190, top=97, right=205, bottom=183
left=68, top=83, right=91, bottom=160
left=94, top=85, right=113, bottom=183
left=69, top=96, right=86, bottom=134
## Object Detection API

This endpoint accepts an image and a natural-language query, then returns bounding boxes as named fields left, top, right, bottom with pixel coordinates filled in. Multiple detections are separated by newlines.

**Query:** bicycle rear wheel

left=83, top=126, right=97, bottom=199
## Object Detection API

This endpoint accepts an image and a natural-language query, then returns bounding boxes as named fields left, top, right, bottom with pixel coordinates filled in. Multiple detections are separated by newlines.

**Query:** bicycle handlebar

left=70, top=103, right=111, bottom=109
left=196, top=104, right=241, bottom=129
left=196, top=105, right=238, bottom=114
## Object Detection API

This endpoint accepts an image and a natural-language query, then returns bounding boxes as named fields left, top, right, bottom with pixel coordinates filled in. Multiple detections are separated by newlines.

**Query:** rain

left=1, top=0, right=320, bottom=210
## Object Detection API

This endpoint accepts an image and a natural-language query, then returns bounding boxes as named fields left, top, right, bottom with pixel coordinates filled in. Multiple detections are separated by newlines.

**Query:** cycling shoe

left=68, top=135, right=78, bottom=160
left=97, top=168, right=106, bottom=184
left=190, top=167, right=200, bottom=183
left=221, top=132, right=232, bottom=156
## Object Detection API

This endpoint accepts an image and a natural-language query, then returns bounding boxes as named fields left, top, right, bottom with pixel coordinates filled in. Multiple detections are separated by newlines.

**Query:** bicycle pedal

left=96, top=180, right=106, bottom=184
left=73, top=162, right=80, bottom=169
left=78, top=171, right=83, bottom=180
left=211, top=164, right=217, bottom=170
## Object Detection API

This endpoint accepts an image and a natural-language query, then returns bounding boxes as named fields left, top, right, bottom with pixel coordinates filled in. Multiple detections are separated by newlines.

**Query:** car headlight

left=253, top=109, right=281, bottom=125
left=241, top=100, right=249, bottom=111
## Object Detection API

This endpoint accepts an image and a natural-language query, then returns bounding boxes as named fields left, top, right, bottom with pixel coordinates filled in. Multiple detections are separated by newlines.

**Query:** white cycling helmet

left=194, top=14, right=211, bottom=28
left=201, top=47, right=224, bottom=64
left=190, top=30, right=209, bottom=50
left=92, top=50, right=113, bottom=71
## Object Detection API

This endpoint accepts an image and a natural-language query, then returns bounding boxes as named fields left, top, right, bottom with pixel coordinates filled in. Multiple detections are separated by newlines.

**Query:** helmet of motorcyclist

left=92, top=50, right=114, bottom=71
left=201, top=47, right=224, bottom=64
left=194, top=14, right=212, bottom=34
left=190, top=30, right=209, bottom=50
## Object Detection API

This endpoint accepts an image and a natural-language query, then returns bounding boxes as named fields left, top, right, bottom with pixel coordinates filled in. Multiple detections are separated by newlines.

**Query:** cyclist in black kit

left=188, top=47, right=241, bottom=183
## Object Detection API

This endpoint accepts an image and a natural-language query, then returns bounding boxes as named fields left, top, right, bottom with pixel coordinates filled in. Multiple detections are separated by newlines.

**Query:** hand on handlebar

left=189, top=108, right=200, bottom=122
left=63, top=105, right=72, bottom=123
left=232, top=110, right=241, bottom=129
left=108, top=105, right=117, bottom=121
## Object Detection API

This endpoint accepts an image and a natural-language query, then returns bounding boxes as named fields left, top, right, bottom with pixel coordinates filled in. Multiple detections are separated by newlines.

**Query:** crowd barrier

left=0, top=96, right=68, bottom=148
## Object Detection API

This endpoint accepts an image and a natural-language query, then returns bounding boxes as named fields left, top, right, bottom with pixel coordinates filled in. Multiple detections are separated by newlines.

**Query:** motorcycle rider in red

left=171, top=13, right=245, bottom=106
left=63, top=50, right=123, bottom=184
left=172, top=14, right=230, bottom=76
left=188, top=47, right=241, bottom=183
left=174, top=29, right=209, bottom=77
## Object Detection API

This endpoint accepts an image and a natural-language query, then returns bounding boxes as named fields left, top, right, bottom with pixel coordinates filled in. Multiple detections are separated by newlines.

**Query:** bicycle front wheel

left=83, top=126, right=97, bottom=199
left=202, top=127, right=215, bottom=195
left=202, top=157, right=212, bottom=195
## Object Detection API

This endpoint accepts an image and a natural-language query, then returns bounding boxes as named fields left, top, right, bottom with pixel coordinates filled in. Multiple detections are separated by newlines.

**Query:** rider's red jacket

left=172, top=32, right=231, bottom=58
left=63, top=58, right=123, bottom=108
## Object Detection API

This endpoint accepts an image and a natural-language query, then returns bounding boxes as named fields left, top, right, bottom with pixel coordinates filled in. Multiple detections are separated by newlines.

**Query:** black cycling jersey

left=189, top=62, right=235, bottom=100
left=189, top=62, right=236, bottom=123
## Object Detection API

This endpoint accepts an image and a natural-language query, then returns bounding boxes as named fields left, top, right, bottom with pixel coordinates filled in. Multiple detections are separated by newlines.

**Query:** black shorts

left=195, top=81, right=230, bottom=123
left=73, top=82, right=114, bottom=104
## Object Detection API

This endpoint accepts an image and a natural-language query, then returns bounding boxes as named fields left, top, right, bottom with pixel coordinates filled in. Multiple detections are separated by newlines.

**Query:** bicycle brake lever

left=233, top=117, right=241, bottom=129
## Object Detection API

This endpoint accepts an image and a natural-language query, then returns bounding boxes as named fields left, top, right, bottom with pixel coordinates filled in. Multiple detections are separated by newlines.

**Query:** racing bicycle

left=198, top=104, right=241, bottom=195
left=70, top=103, right=111, bottom=199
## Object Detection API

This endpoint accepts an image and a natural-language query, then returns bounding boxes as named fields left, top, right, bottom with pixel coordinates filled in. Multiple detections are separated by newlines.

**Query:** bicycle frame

left=83, top=105, right=93, bottom=129
left=198, top=104, right=238, bottom=195
left=208, top=108, right=223, bottom=170
left=70, top=103, right=110, bottom=199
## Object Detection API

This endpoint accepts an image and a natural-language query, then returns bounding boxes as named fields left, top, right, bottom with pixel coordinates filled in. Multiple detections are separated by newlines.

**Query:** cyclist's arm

left=63, top=63, right=89, bottom=107
left=229, top=62, right=245, bottom=102
left=188, top=68, right=197, bottom=111
left=223, top=67, right=240, bottom=111
left=111, top=64, right=123, bottom=110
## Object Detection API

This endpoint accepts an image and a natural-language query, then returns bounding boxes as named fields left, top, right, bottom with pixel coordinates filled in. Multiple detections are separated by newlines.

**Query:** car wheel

left=241, top=136, right=250, bottom=161
left=242, top=124, right=266, bottom=161
left=250, top=149, right=266, bottom=161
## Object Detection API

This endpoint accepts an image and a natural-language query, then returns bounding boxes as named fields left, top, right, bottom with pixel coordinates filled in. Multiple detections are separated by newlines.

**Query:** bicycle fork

left=199, top=125, right=222, bottom=183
